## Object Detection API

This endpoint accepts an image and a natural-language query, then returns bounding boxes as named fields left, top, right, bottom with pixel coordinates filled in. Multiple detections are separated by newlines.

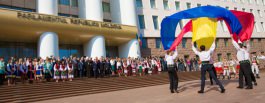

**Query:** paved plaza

left=36, top=72, right=265, bottom=103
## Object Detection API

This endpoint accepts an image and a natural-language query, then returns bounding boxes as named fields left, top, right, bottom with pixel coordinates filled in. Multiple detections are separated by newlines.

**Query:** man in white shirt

left=231, top=37, right=253, bottom=89
left=165, top=48, right=179, bottom=93
left=192, top=41, right=225, bottom=93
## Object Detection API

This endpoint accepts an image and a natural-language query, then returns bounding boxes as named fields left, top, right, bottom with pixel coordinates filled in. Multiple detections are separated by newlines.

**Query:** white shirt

left=165, top=51, right=178, bottom=65
left=110, top=60, right=115, bottom=65
left=217, top=62, right=223, bottom=67
left=117, top=62, right=121, bottom=67
left=127, top=60, right=131, bottom=65
left=192, top=43, right=215, bottom=62
left=151, top=59, right=156, bottom=65
left=232, top=39, right=250, bottom=61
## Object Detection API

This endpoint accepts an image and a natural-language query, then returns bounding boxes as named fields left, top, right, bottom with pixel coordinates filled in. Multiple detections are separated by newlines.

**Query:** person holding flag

left=191, top=40, right=225, bottom=93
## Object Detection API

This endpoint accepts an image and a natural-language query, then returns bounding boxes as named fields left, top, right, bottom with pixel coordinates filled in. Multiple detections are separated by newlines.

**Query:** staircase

left=0, top=71, right=201, bottom=103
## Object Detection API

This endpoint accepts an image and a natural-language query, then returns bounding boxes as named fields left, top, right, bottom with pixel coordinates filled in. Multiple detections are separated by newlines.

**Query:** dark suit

left=78, top=61, right=84, bottom=78
left=93, top=61, right=99, bottom=79
left=99, top=61, right=105, bottom=77
left=105, top=61, right=111, bottom=77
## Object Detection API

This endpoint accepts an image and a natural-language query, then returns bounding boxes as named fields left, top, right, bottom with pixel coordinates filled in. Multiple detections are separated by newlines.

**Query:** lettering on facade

left=17, top=12, right=122, bottom=29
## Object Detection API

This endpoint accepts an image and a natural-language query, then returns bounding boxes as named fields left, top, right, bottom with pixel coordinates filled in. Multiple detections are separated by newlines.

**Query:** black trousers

left=201, top=64, right=224, bottom=91
left=168, top=66, right=178, bottom=91
left=209, top=64, right=217, bottom=85
left=0, top=74, right=4, bottom=85
left=239, top=62, right=252, bottom=87
left=86, top=68, right=91, bottom=78
left=94, top=69, right=98, bottom=79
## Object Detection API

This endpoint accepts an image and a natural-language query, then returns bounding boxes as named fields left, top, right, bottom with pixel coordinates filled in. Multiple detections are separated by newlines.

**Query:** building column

left=119, top=39, right=141, bottom=58
left=110, top=0, right=140, bottom=58
left=38, top=32, right=59, bottom=59
left=36, top=0, right=58, bottom=15
left=84, top=36, right=106, bottom=58
left=78, top=0, right=106, bottom=58
left=36, top=0, right=59, bottom=58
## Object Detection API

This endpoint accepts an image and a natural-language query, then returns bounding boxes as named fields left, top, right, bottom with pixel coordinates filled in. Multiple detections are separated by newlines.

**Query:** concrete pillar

left=38, top=32, right=59, bottom=59
left=119, top=39, right=141, bottom=58
left=110, top=0, right=140, bottom=58
left=36, top=0, right=58, bottom=15
left=78, top=0, right=106, bottom=58
left=84, top=36, right=106, bottom=58
left=78, top=0, right=103, bottom=21
left=36, top=0, right=59, bottom=58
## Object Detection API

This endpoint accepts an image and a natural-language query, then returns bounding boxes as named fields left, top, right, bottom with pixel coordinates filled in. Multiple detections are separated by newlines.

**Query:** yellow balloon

left=192, top=17, right=217, bottom=49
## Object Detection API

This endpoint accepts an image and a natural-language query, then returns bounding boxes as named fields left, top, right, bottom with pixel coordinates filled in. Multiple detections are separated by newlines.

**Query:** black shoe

left=198, top=90, right=204, bottom=93
left=245, top=87, right=253, bottom=89
left=221, top=89, right=226, bottom=93
left=171, top=90, right=174, bottom=93
left=254, top=82, right=258, bottom=86
left=237, top=86, right=243, bottom=89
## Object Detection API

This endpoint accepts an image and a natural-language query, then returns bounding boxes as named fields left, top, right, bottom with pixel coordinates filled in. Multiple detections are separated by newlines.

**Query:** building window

left=152, top=16, right=159, bottom=30
left=261, top=22, right=265, bottom=32
left=136, top=0, right=143, bottom=8
left=102, top=2, right=111, bottom=13
left=258, top=38, right=261, bottom=43
left=58, top=13, right=78, bottom=18
left=103, top=19, right=111, bottom=22
left=217, top=53, right=222, bottom=62
left=250, top=39, right=254, bottom=46
left=224, top=39, right=228, bottom=47
left=257, top=10, right=262, bottom=17
left=142, top=38, right=148, bottom=48
left=150, top=0, right=156, bottom=9
left=138, top=15, right=146, bottom=29
left=242, top=8, right=245, bottom=11
left=163, top=0, right=169, bottom=10
left=216, top=39, right=219, bottom=48
left=182, top=38, right=187, bottom=48
left=227, top=53, right=231, bottom=60
left=155, top=38, right=162, bottom=48
left=59, top=45, right=83, bottom=58
left=250, top=9, right=253, bottom=13
left=59, top=0, right=70, bottom=5
left=225, top=6, right=229, bottom=10
left=234, top=7, right=237, bottom=11
left=175, top=1, right=180, bottom=10
left=71, top=0, right=78, bottom=7
left=186, top=3, right=191, bottom=9
left=197, top=4, right=201, bottom=7
left=0, top=5, right=35, bottom=12
left=0, top=42, right=37, bottom=61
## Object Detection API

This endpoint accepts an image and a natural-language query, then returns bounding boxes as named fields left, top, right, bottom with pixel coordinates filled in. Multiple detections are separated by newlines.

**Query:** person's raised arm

left=209, top=41, right=216, bottom=53
left=172, top=48, right=178, bottom=59
left=191, top=41, right=199, bottom=55
left=231, top=36, right=240, bottom=50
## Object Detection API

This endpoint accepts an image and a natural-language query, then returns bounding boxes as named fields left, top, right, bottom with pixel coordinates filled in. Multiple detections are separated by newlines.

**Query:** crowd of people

left=0, top=56, right=186, bottom=86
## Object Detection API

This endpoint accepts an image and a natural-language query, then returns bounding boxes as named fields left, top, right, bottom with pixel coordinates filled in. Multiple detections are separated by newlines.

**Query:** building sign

left=17, top=12, right=122, bottom=29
